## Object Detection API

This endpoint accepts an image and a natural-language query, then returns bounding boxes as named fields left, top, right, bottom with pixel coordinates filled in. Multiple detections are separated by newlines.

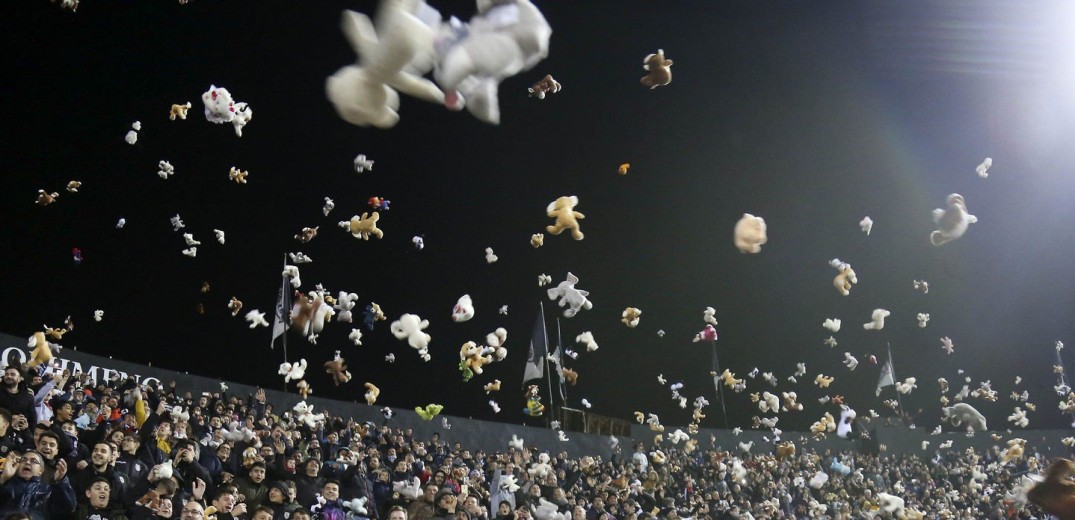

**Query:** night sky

left=3, top=0, right=1075, bottom=434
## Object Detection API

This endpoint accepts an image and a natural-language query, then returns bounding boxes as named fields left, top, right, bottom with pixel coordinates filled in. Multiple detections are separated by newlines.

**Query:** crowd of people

left=0, top=362, right=1060, bottom=519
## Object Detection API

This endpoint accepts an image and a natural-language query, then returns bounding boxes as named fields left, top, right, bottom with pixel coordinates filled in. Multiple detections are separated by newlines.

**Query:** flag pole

left=711, top=343, right=729, bottom=430
left=557, top=317, right=567, bottom=406
left=887, top=343, right=906, bottom=425
left=540, top=302, right=552, bottom=430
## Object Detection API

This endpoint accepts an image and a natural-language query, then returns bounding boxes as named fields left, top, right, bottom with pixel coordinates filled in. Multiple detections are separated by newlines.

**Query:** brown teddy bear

left=339, top=213, right=383, bottom=240
left=294, top=226, right=319, bottom=243
left=562, top=368, right=578, bottom=385
left=1028, top=458, right=1075, bottom=520
left=640, top=49, right=673, bottom=89
left=528, top=74, right=561, bottom=99
left=775, top=440, right=796, bottom=460
left=27, top=331, right=56, bottom=368
left=545, top=196, right=585, bottom=240
left=458, top=341, right=492, bottom=382
left=324, top=352, right=351, bottom=386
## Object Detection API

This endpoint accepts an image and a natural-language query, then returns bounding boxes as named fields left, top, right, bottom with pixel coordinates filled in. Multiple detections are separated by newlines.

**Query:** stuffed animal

left=27, top=331, right=57, bottom=368
left=640, top=49, right=673, bottom=89
left=896, top=377, right=917, bottom=394
left=830, top=258, right=858, bottom=296
left=484, top=379, right=501, bottom=394
left=523, top=385, right=544, bottom=416
left=459, top=341, right=493, bottom=381
left=1003, top=438, right=1027, bottom=463
left=693, top=324, right=718, bottom=342
left=1008, top=407, right=1029, bottom=428
left=324, top=352, right=352, bottom=386
left=278, top=359, right=308, bottom=383
left=36, top=190, right=59, bottom=207
left=621, top=307, right=642, bottom=328
left=545, top=196, right=585, bottom=240
left=294, top=226, right=319, bottom=243
left=290, top=292, right=334, bottom=340
left=414, top=404, right=443, bottom=421
left=169, top=102, right=191, bottom=120
left=931, top=193, right=978, bottom=246
left=575, top=331, right=598, bottom=352
left=618, top=163, right=630, bottom=175
left=861, top=308, right=891, bottom=331
left=484, top=327, right=508, bottom=361
left=547, top=272, right=592, bottom=317
left=325, top=1, right=445, bottom=128
left=364, top=302, right=386, bottom=331
left=810, top=412, right=836, bottom=440
left=753, top=392, right=779, bottom=414
left=452, top=294, right=475, bottom=322
left=201, top=85, right=252, bottom=137
left=170, top=406, right=190, bottom=423
left=339, top=212, right=383, bottom=240
left=719, top=369, right=743, bottom=390
left=782, top=392, right=802, bottom=412
left=433, top=0, right=552, bottom=124
left=390, top=313, right=431, bottom=361
left=528, top=74, right=561, bottom=99
left=333, top=292, right=359, bottom=323
left=528, top=453, right=552, bottom=479
left=393, top=476, right=421, bottom=501
left=353, top=154, right=374, bottom=173
left=530, top=497, right=566, bottom=520
left=814, top=374, right=834, bottom=388
left=530, top=233, right=544, bottom=248
left=227, top=167, right=248, bottom=184
left=363, top=382, right=380, bottom=405
left=296, top=380, right=312, bottom=399
left=775, top=440, right=796, bottom=460
left=733, top=213, right=767, bottom=253
left=1027, top=458, right=1075, bottom=519
left=65, top=181, right=81, bottom=193
left=942, top=402, right=987, bottom=432
left=562, top=368, right=578, bottom=385
left=292, top=401, right=326, bottom=429
left=342, top=497, right=368, bottom=516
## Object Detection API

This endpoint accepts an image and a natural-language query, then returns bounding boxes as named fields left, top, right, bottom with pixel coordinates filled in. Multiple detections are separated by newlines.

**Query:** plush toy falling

left=940, top=337, right=955, bottom=355
left=618, top=163, right=630, bottom=175
left=295, top=227, right=318, bottom=243
left=863, top=308, right=890, bottom=330
left=459, top=341, right=492, bottom=381
left=916, top=313, right=930, bottom=328
left=733, top=213, right=767, bottom=253
left=484, top=247, right=498, bottom=264
left=227, top=297, right=242, bottom=316
left=914, top=279, right=929, bottom=294
left=829, top=258, right=857, bottom=296
left=364, top=302, right=386, bottom=331
left=368, top=197, right=390, bottom=210
left=546, top=272, right=593, bottom=317
left=415, top=404, right=443, bottom=421
left=36, top=190, right=59, bottom=206
left=575, top=331, right=598, bottom=352
left=930, top=193, right=978, bottom=246
left=530, top=233, right=544, bottom=248
left=363, top=383, right=380, bottom=405
left=693, top=325, right=718, bottom=343
left=452, top=294, right=475, bottom=322
left=169, top=102, right=191, bottom=120
left=93, top=310, right=103, bottom=322
left=245, top=310, right=269, bottom=328
left=527, top=74, right=561, bottom=99
left=484, top=380, right=501, bottom=394
left=523, top=385, right=544, bottom=416
left=498, top=305, right=508, bottom=315
left=976, top=157, right=992, bottom=178
left=124, top=121, right=140, bottom=145
left=390, top=313, right=432, bottom=361
left=896, top=377, right=917, bottom=394
left=202, top=85, right=252, bottom=137
left=621, top=307, right=641, bottom=328
left=545, top=196, right=585, bottom=240
left=71, top=248, right=82, bottom=265
left=228, top=167, right=249, bottom=184
left=843, top=352, right=858, bottom=371
left=353, top=154, right=374, bottom=173
left=183, top=234, right=201, bottom=247
left=538, top=274, right=552, bottom=286
left=333, top=292, right=358, bottom=322
left=640, top=49, right=673, bottom=89
left=324, top=352, right=352, bottom=386
left=181, top=247, right=197, bottom=258
left=822, top=318, right=841, bottom=332
left=339, top=213, right=383, bottom=240
left=65, top=181, right=80, bottom=193
left=859, top=216, right=873, bottom=235
left=278, top=359, right=308, bottom=383
left=348, top=329, right=363, bottom=346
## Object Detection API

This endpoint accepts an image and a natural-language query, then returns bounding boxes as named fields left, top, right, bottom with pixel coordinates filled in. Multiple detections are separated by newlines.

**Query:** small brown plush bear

left=641, top=49, right=673, bottom=89
left=528, top=74, right=561, bottom=99
left=545, top=196, right=585, bottom=240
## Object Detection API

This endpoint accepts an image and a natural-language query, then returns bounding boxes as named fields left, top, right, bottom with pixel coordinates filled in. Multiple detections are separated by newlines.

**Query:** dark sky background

left=3, top=0, right=1075, bottom=434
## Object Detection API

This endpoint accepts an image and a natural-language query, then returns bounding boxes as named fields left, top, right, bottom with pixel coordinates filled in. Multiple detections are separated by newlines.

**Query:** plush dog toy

left=863, top=308, right=890, bottom=331
left=27, top=331, right=57, bottom=368
left=547, top=272, right=593, bottom=317
left=545, top=196, right=585, bottom=240
left=484, top=379, right=501, bottom=394
left=290, top=292, right=335, bottom=340
left=339, top=212, right=383, bottom=240
left=65, top=181, right=81, bottom=193
left=830, top=258, right=857, bottom=296
left=459, top=341, right=492, bottom=381
left=942, top=402, right=987, bottom=432
left=733, top=213, right=767, bottom=253
left=931, top=193, right=978, bottom=246
left=575, top=331, right=598, bottom=352
left=296, top=380, right=312, bottom=399
left=36, top=190, right=59, bottom=207
left=227, top=297, right=243, bottom=316
left=640, top=49, right=673, bottom=89
left=528, top=74, right=561, bottom=99
left=562, top=368, right=578, bottom=385
left=484, top=328, right=508, bottom=361
left=169, top=102, right=192, bottom=120
left=390, top=313, right=431, bottom=361
left=363, top=382, right=380, bottom=405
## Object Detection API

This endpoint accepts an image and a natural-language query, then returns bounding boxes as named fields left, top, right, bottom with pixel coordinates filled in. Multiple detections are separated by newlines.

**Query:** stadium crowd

left=0, top=363, right=1058, bottom=520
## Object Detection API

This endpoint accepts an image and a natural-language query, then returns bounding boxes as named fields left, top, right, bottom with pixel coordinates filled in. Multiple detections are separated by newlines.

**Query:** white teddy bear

left=292, top=401, right=325, bottom=429
left=527, top=453, right=552, bottom=479
left=452, top=294, right=475, bottom=322
left=278, top=359, right=308, bottom=383
left=546, top=272, right=593, bottom=318
left=485, top=327, right=508, bottom=361
left=391, top=313, right=432, bottom=361
left=575, top=331, right=598, bottom=352
left=334, top=292, right=359, bottom=323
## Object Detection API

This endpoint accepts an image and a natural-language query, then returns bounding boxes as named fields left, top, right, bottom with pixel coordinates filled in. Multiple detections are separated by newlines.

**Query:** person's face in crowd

left=156, top=496, right=173, bottom=517
left=37, top=436, right=58, bottom=459
left=268, top=487, right=284, bottom=504
left=423, top=485, right=438, bottom=503
left=500, top=503, right=514, bottom=516
left=395, top=460, right=408, bottom=473
left=593, top=497, right=605, bottom=510
left=3, top=368, right=21, bottom=387
left=529, top=485, right=541, bottom=496
left=122, top=435, right=140, bottom=454
left=291, top=512, right=310, bottom=520
left=464, top=496, right=480, bottom=514
left=515, top=508, right=530, bottom=520
left=213, top=492, right=236, bottom=513
left=30, top=375, right=42, bottom=386
left=434, top=472, right=446, bottom=485
left=61, top=422, right=77, bottom=438
left=252, top=510, right=272, bottom=520
left=181, top=501, right=205, bottom=519
left=306, top=460, right=321, bottom=477
left=157, top=422, right=172, bottom=438
left=260, top=446, right=275, bottom=460
left=87, top=480, right=111, bottom=509
left=328, top=433, right=338, bottom=444
left=438, top=492, right=457, bottom=512
left=322, top=482, right=340, bottom=501
left=56, top=402, right=74, bottom=421
left=573, top=506, right=586, bottom=519
left=17, top=452, right=44, bottom=479
left=91, top=443, right=111, bottom=467
left=249, top=466, right=266, bottom=484
left=389, top=509, right=407, bottom=520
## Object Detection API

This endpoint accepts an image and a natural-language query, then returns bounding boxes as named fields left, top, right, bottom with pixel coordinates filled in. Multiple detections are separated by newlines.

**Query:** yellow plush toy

left=458, top=341, right=492, bottom=382
left=830, top=259, right=857, bottom=296
left=530, top=233, right=544, bottom=248
left=339, top=213, right=383, bottom=240
left=814, top=374, right=835, bottom=388
left=363, top=382, right=380, bottom=405
left=27, top=331, right=55, bottom=368
left=545, top=196, right=585, bottom=240
left=228, top=167, right=249, bottom=184
left=169, top=102, right=192, bottom=120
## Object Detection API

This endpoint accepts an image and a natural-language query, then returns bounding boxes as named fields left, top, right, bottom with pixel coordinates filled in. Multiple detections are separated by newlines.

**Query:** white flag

left=876, top=360, right=894, bottom=396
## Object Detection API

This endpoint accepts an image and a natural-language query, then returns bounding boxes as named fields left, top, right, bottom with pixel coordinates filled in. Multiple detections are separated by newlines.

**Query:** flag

left=270, top=272, right=292, bottom=350
left=522, top=305, right=548, bottom=386
left=548, top=345, right=566, bottom=401
left=875, top=360, right=894, bottom=396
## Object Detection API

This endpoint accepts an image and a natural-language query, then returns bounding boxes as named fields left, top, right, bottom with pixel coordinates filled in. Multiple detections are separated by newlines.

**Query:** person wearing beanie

left=432, top=489, right=458, bottom=520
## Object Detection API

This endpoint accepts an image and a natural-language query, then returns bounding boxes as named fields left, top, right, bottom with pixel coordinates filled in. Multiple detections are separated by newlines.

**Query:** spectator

left=0, top=450, right=76, bottom=520
left=75, top=476, right=128, bottom=520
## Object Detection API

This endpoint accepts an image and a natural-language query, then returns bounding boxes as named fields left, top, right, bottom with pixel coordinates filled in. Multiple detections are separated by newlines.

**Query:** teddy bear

left=1027, top=458, right=1075, bottom=520
left=393, top=476, right=422, bottom=501
left=931, top=193, right=977, bottom=246
left=733, top=213, right=767, bottom=253
left=333, top=292, right=359, bottom=323
left=65, top=181, right=81, bottom=193
left=169, top=102, right=191, bottom=120
left=325, top=0, right=446, bottom=128
left=292, top=401, right=326, bottom=429
left=459, top=341, right=493, bottom=381
left=484, top=328, right=507, bottom=361
left=324, top=352, right=352, bottom=386
left=363, top=302, right=386, bottom=331
left=414, top=403, right=443, bottom=421
left=562, top=368, right=578, bottom=385
left=483, top=379, right=501, bottom=394
left=170, top=406, right=190, bottom=423
left=1002, top=438, right=1027, bottom=464
left=814, top=374, right=835, bottom=388
left=528, top=452, right=552, bottom=479
left=391, top=313, right=431, bottom=361
left=201, top=85, right=252, bottom=137
left=228, top=167, right=249, bottom=184
left=545, top=196, right=585, bottom=240
left=433, top=0, right=552, bottom=125
left=36, top=190, right=59, bottom=207
left=719, top=369, right=743, bottom=390
left=830, top=258, right=858, bottom=296
left=942, top=402, right=987, bottom=432
left=863, top=308, right=890, bottom=330
left=775, top=440, right=796, bottom=460
left=278, top=359, right=308, bottom=383
left=228, top=297, right=243, bottom=316
left=621, top=307, right=641, bottom=328
left=528, top=74, right=561, bottom=99
left=531, top=497, right=566, bottom=520
left=548, top=273, right=593, bottom=318
left=363, top=382, right=380, bottom=405
left=452, top=294, right=475, bottom=322
left=640, top=49, right=673, bottom=89
left=530, top=233, right=544, bottom=248
left=291, top=292, right=335, bottom=340
left=574, top=331, right=598, bottom=352
left=297, top=380, right=312, bottom=399
left=294, top=226, right=319, bottom=243
left=339, top=212, right=383, bottom=240
left=27, top=331, right=59, bottom=368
